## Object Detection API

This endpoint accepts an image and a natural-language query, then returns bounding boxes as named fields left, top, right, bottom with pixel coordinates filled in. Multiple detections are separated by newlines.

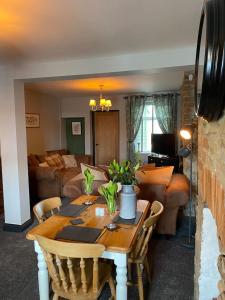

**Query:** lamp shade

left=105, top=99, right=112, bottom=107
left=180, top=128, right=192, bottom=140
left=100, top=98, right=106, bottom=107
left=89, top=99, right=96, bottom=107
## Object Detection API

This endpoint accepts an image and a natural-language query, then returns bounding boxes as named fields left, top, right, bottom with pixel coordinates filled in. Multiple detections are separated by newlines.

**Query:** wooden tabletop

left=27, top=195, right=150, bottom=253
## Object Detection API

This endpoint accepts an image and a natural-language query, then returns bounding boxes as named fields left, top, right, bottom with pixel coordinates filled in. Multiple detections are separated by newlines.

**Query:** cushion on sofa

left=81, top=163, right=108, bottom=181
left=28, top=154, right=40, bottom=167
left=45, top=154, right=65, bottom=169
left=62, top=155, right=78, bottom=168
left=135, top=166, right=174, bottom=187
left=39, top=162, right=49, bottom=167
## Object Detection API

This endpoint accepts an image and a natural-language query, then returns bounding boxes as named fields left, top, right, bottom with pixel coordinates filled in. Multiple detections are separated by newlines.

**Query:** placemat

left=55, top=226, right=102, bottom=243
left=113, top=211, right=143, bottom=225
left=57, top=204, right=87, bottom=217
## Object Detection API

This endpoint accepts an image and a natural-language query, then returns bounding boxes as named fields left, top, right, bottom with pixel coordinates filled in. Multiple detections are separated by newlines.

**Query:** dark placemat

left=113, top=211, right=143, bottom=225
left=55, top=226, right=102, bottom=243
left=57, top=204, right=87, bottom=217
left=95, top=196, right=106, bottom=204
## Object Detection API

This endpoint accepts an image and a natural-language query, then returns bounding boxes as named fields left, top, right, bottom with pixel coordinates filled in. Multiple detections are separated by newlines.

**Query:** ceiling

left=0, top=0, right=202, bottom=63
left=25, top=68, right=194, bottom=97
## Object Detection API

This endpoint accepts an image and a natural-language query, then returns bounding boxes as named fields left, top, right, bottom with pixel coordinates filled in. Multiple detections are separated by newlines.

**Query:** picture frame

left=26, top=113, right=40, bottom=128
left=72, top=121, right=81, bottom=135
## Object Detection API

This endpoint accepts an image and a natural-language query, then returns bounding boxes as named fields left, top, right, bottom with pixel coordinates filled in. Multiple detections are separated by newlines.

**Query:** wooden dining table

left=26, top=195, right=150, bottom=300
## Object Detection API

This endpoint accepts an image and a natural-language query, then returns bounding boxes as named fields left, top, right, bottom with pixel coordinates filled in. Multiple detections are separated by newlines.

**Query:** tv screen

left=151, top=133, right=176, bottom=157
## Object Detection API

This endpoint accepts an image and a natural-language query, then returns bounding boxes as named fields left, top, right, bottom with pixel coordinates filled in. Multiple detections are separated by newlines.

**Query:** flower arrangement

left=108, top=159, right=140, bottom=185
left=99, top=181, right=118, bottom=215
left=83, top=168, right=95, bottom=195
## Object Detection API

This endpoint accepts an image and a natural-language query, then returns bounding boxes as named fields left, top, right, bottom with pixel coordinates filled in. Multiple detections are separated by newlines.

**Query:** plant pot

left=119, top=185, right=137, bottom=219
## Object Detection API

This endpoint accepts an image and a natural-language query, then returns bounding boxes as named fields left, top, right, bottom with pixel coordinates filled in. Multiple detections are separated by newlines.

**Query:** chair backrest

left=131, top=200, right=164, bottom=258
left=36, top=235, right=105, bottom=295
left=33, top=197, right=62, bottom=223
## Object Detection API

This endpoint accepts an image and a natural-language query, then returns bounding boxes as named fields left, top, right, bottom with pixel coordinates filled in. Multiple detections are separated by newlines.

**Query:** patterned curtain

left=125, top=95, right=146, bottom=162
left=153, top=93, right=178, bottom=133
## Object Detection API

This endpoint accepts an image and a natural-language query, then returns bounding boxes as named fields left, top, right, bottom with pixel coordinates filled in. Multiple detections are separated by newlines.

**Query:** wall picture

left=26, top=113, right=40, bottom=128
left=72, top=121, right=81, bottom=135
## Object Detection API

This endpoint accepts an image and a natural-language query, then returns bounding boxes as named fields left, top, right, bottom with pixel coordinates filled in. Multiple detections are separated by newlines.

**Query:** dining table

left=26, top=195, right=150, bottom=300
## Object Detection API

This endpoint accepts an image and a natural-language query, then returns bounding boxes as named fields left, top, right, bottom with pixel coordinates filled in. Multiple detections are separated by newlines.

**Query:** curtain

left=153, top=93, right=178, bottom=133
left=125, top=95, right=146, bottom=162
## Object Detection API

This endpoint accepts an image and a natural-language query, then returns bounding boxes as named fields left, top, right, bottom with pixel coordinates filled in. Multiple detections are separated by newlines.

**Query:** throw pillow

left=39, top=162, right=49, bottom=167
left=135, top=166, right=174, bottom=187
left=62, top=155, right=78, bottom=168
left=81, top=163, right=108, bottom=181
left=45, top=154, right=65, bottom=169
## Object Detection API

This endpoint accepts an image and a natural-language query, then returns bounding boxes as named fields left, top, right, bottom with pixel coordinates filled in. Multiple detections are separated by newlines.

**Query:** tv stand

left=148, top=152, right=181, bottom=173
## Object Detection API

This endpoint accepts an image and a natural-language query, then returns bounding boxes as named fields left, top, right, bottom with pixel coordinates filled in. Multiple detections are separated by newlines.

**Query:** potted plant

left=99, top=180, right=118, bottom=214
left=83, top=168, right=95, bottom=195
left=99, top=181, right=118, bottom=229
left=108, top=160, right=140, bottom=219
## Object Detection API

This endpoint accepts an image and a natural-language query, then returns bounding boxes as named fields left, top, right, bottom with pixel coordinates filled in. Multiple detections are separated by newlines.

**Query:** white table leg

left=34, top=241, right=49, bottom=300
left=102, top=251, right=128, bottom=300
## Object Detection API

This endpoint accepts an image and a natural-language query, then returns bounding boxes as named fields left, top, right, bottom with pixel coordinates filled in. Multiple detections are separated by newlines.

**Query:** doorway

left=65, top=118, right=85, bottom=154
left=93, top=111, right=119, bottom=165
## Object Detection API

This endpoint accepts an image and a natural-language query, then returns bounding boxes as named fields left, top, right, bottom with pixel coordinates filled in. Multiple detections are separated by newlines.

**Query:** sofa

left=28, top=151, right=92, bottom=203
left=137, top=172, right=189, bottom=235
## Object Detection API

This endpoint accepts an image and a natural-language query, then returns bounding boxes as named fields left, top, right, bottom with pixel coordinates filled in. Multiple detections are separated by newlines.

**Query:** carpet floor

left=0, top=213, right=194, bottom=300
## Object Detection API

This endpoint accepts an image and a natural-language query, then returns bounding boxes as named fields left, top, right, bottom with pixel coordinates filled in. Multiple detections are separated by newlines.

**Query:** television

left=151, top=133, right=176, bottom=157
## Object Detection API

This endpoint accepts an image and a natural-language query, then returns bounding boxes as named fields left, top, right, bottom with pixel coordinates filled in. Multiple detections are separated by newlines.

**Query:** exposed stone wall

left=180, top=71, right=198, bottom=204
left=197, top=113, right=225, bottom=299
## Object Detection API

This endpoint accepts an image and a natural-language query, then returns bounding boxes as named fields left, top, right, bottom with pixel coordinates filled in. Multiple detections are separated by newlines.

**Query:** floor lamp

left=178, top=126, right=195, bottom=249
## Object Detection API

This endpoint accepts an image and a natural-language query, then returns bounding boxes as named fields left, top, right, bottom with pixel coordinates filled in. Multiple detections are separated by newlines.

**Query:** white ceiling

left=0, top=0, right=202, bottom=63
left=25, top=68, right=193, bottom=97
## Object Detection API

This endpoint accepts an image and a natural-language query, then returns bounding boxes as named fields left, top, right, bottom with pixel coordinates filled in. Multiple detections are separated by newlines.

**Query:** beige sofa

left=138, top=174, right=189, bottom=235
left=28, top=152, right=92, bottom=203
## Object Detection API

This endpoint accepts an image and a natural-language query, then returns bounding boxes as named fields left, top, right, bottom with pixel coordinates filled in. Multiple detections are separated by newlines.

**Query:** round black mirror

left=195, top=0, right=225, bottom=122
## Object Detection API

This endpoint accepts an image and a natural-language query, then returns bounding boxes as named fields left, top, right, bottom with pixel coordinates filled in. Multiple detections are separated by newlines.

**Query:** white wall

left=25, top=89, right=61, bottom=154
left=60, top=95, right=127, bottom=160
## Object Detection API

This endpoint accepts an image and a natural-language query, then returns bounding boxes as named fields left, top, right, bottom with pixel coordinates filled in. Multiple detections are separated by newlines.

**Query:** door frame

left=91, top=110, right=120, bottom=166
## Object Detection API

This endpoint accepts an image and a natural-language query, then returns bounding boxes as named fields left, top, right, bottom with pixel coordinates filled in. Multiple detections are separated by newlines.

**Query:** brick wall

left=180, top=71, right=198, bottom=203
left=196, top=113, right=225, bottom=299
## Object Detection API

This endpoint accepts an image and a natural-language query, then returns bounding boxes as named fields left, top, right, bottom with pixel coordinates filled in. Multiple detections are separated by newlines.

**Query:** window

left=135, top=102, right=162, bottom=153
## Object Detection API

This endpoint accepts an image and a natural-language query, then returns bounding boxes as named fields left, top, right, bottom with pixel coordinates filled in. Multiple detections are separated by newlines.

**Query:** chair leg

left=108, top=276, right=116, bottom=300
left=53, top=293, right=58, bottom=300
left=144, top=257, right=151, bottom=284
left=136, top=263, right=144, bottom=300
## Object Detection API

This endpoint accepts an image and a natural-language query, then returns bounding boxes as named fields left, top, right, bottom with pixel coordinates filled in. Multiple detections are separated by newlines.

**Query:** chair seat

left=52, top=260, right=112, bottom=300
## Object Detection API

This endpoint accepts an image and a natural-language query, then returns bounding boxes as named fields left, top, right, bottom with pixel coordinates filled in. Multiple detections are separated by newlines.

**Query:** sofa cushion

left=81, top=163, right=108, bottom=181
left=56, top=167, right=81, bottom=186
left=39, top=162, right=49, bottom=167
left=136, top=166, right=174, bottom=187
left=45, top=154, right=65, bottom=169
left=62, top=155, right=78, bottom=168
left=28, top=154, right=40, bottom=167
left=165, top=174, right=189, bottom=207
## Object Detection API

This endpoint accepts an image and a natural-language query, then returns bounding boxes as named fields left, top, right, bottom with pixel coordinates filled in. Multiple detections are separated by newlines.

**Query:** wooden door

left=93, top=111, right=119, bottom=165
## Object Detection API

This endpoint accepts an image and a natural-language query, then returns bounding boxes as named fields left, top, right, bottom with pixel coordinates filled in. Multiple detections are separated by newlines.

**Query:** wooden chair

left=33, top=197, right=62, bottom=223
left=128, top=200, right=164, bottom=300
left=36, top=235, right=116, bottom=300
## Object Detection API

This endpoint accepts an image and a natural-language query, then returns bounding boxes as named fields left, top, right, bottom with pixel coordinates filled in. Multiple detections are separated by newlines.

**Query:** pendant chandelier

left=89, top=85, right=112, bottom=111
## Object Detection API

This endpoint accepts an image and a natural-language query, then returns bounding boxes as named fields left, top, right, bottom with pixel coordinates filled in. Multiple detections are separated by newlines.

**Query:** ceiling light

left=89, top=85, right=112, bottom=111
